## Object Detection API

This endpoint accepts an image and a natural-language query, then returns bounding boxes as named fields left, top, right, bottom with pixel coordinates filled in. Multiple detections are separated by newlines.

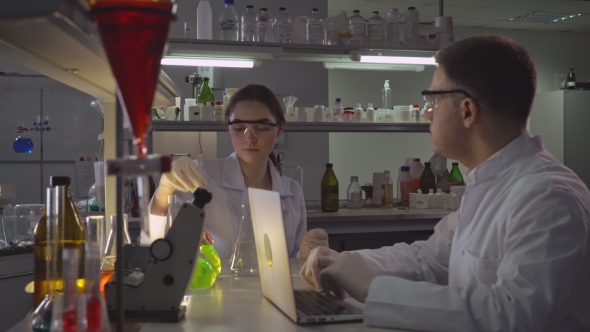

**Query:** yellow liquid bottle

left=381, top=170, right=394, bottom=208
left=34, top=176, right=86, bottom=307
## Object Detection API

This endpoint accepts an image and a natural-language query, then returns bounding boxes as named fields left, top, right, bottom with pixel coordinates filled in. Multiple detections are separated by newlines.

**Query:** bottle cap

left=335, top=98, right=341, bottom=102
left=390, top=8, right=398, bottom=12
left=425, top=162, right=431, bottom=166
left=384, top=169, right=390, bottom=174
left=312, top=8, right=318, bottom=11
left=417, top=189, right=422, bottom=193
left=224, top=0, right=234, bottom=5
left=261, top=8, right=268, bottom=11
left=356, top=103, right=362, bottom=108
left=452, top=162, right=459, bottom=166
left=203, top=77, right=210, bottom=81
left=279, top=7, right=286, bottom=10
left=408, top=6, right=416, bottom=10
left=373, top=11, right=379, bottom=14
left=437, top=188, right=442, bottom=193
left=246, top=5, right=253, bottom=9
left=429, top=189, right=434, bottom=193
left=384, top=80, right=389, bottom=88
left=368, top=103, right=373, bottom=108
left=339, top=32, right=352, bottom=38
left=353, top=10, right=360, bottom=13
left=444, top=190, right=451, bottom=193
left=401, top=166, right=410, bottom=171
left=215, top=101, right=222, bottom=105
left=50, top=176, right=71, bottom=187
left=413, top=158, right=420, bottom=161
left=351, top=176, right=358, bottom=181
left=326, top=163, right=333, bottom=167
left=413, top=104, right=419, bottom=108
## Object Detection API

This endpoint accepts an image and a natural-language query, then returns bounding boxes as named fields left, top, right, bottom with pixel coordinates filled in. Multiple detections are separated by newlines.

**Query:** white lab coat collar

left=464, top=131, right=543, bottom=186
left=221, top=152, right=294, bottom=197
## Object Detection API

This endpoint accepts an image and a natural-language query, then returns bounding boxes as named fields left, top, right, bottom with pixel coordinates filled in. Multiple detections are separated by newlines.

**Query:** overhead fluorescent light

left=161, top=57, right=261, bottom=68
left=359, top=56, right=436, bottom=66
left=324, top=62, right=425, bottom=72
left=508, top=11, right=583, bottom=23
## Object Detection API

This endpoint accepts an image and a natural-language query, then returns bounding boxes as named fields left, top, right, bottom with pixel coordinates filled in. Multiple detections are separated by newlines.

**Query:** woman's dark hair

left=224, top=84, right=286, bottom=174
left=435, top=35, right=537, bottom=128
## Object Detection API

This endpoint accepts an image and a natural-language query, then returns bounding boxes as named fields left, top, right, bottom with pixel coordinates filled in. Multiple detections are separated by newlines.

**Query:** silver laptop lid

left=248, top=187, right=298, bottom=322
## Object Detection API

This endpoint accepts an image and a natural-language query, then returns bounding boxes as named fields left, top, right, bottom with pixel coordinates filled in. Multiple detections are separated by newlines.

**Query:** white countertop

left=11, top=260, right=411, bottom=332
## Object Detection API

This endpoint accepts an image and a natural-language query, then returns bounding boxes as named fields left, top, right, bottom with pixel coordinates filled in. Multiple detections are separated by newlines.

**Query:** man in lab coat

left=300, top=35, right=590, bottom=331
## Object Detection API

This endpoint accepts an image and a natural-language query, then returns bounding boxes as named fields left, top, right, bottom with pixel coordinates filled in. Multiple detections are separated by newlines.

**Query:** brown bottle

left=419, top=162, right=437, bottom=194
left=321, top=163, right=339, bottom=212
left=566, top=68, right=577, bottom=90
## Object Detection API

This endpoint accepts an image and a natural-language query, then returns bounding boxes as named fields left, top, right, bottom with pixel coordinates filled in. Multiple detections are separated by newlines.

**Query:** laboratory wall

left=0, top=75, right=102, bottom=204
left=329, top=26, right=590, bottom=198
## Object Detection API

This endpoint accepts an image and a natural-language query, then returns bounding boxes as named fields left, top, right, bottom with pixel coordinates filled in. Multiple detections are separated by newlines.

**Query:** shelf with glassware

left=164, top=38, right=438, bottom=71
left=148, top=120, right=430, bottom=133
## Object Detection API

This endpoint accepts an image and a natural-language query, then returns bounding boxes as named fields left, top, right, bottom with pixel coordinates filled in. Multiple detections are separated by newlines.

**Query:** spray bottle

left=382, top=80, right=392, bottom=109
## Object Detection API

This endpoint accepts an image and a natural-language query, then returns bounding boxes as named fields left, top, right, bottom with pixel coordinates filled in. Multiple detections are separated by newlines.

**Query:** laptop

left=248, top=187, right=363, bottom=324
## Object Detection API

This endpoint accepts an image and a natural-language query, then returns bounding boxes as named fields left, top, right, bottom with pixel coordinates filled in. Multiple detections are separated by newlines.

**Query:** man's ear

left=460, top=98, right=480, bottom=129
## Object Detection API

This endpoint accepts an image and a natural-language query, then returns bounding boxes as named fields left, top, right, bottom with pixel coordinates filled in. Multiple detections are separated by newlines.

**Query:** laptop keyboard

left=294, top=290, right=363, bottom=317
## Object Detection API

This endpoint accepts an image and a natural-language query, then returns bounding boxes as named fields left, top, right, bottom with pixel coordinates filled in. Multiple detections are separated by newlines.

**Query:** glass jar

left=339, top=32, right=352, bottom=45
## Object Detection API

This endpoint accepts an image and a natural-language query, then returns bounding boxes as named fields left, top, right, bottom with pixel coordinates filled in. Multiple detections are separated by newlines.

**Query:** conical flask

left=189, top=243, right=217, bottom=289
left=229, top=205, right=259, bottom=277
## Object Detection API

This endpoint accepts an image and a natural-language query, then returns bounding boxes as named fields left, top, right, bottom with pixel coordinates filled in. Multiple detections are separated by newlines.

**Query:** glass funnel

left=90, top=0, right=176, bottom=242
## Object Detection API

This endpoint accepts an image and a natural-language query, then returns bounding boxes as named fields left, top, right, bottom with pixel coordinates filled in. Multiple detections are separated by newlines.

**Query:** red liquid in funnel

left=91, top=2, right=172, bottom=157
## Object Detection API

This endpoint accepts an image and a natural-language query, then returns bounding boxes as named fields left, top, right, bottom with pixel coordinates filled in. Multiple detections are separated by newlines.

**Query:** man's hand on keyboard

left=319, top=252, right=377, bottom=303
left=299, top=246, right=342, bottom=289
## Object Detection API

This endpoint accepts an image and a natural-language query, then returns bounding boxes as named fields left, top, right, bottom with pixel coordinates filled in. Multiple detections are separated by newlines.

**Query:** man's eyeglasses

left=421, top=89, right=476, bottom=118
left=227, top=119, right=280, bottom=139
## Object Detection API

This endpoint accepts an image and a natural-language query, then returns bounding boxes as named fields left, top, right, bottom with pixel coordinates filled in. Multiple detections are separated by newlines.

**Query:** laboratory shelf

left=149, top=120, right=431, bottom=133
left=166, top=38, right=438, bottom=64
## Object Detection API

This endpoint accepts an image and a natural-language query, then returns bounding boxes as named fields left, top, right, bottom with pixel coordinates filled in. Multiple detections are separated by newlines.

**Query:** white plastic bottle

left=306, top=8, right=324, bottom=44
left=197, top=0, right=213, bottom=40
left=256, top=8, right=273, bottom=42
left=367, top=11, right=385, bottom=47
left=382, top=80, right=392, bottom=109
left=241, top=5, right=257, bottom=41
left=405, top=7, right=419, bottom=47
left=219, top=0, right=239, bottom=41
left=386, top=8, right=400, bottom=47
left=333, top=98, right=343, bottom=122
left=354, top=103, right=363, bottom=122
left=366, top=103, right=376, bottom=122
left=435, top=188, right=443, bottom=208
left=408, top=158, right=424, bottom=190
left=348, top=10, right=365, bottom=46
left=427, top=188, right=436, bottom=208
left=274, top=7, right=292, bottom=43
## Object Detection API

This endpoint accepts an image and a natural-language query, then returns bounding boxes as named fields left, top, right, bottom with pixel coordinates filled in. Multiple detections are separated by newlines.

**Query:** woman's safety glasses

left=227, top=119, right=280, bottom=139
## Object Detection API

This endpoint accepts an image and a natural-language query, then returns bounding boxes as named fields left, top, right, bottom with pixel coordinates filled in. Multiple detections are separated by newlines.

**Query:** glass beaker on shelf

left=229, top=205, right=259, bottom=277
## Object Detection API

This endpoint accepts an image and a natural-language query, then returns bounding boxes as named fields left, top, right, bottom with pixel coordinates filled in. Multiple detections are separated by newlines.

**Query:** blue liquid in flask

left=14, top=137, right=34, bottom=153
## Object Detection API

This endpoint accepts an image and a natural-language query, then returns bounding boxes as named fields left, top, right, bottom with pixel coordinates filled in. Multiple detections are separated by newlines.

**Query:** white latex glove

left=297, top=228, right=329, bottom=259
left=299, top=246, right=342, bottom=288
left=158, top=156, right=207, bottom=196
left=320, top=252, right=377, bottom=303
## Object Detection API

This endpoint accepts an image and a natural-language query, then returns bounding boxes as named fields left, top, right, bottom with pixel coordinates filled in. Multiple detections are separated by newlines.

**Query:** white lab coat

left=357, top=131, right=590, bottom=331
left=146, top=152, right=307, bottom=259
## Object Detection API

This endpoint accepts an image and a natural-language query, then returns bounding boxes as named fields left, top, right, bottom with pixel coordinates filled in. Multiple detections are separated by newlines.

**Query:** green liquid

left=201, top=245, right=221, bottom=277
left=190, top=257, right=216, bottom=289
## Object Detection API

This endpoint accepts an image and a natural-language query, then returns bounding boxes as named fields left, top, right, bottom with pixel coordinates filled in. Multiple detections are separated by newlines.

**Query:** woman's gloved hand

left=297, top=228, right=329, bottom=259
left=299, top=246, right=342, bottom=288
left=151, top=156, right=208, bottom=217
left=158, top=156, right=207, bottom=196
left=320, top=252, right=377, bottom=303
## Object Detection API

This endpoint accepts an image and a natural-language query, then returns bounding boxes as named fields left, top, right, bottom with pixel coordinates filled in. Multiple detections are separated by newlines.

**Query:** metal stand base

left=108, top=306, right=186, bottom=323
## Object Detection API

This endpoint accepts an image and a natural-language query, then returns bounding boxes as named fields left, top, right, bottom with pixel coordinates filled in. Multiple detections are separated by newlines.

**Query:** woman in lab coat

left=147, top=84, right=327, bottom=259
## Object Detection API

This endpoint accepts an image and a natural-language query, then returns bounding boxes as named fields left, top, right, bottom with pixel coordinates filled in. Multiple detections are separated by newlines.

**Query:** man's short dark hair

left=435, top=35, right=537, bottom=126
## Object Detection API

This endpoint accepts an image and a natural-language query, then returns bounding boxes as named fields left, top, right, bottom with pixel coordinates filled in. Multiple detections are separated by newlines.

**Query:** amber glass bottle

left=321, top=163, right=339, bottom=212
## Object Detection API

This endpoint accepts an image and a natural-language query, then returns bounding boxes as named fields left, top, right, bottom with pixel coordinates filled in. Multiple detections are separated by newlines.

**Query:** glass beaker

left=14, top=204, right=45, bottom=245
left=229, top=205, right=259, bottom=277
left=101, top=214, right=131, bottom=294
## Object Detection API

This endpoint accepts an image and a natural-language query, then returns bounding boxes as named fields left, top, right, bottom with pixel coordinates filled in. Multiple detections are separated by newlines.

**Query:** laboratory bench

left=9, top=259, right=412, bottom=332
